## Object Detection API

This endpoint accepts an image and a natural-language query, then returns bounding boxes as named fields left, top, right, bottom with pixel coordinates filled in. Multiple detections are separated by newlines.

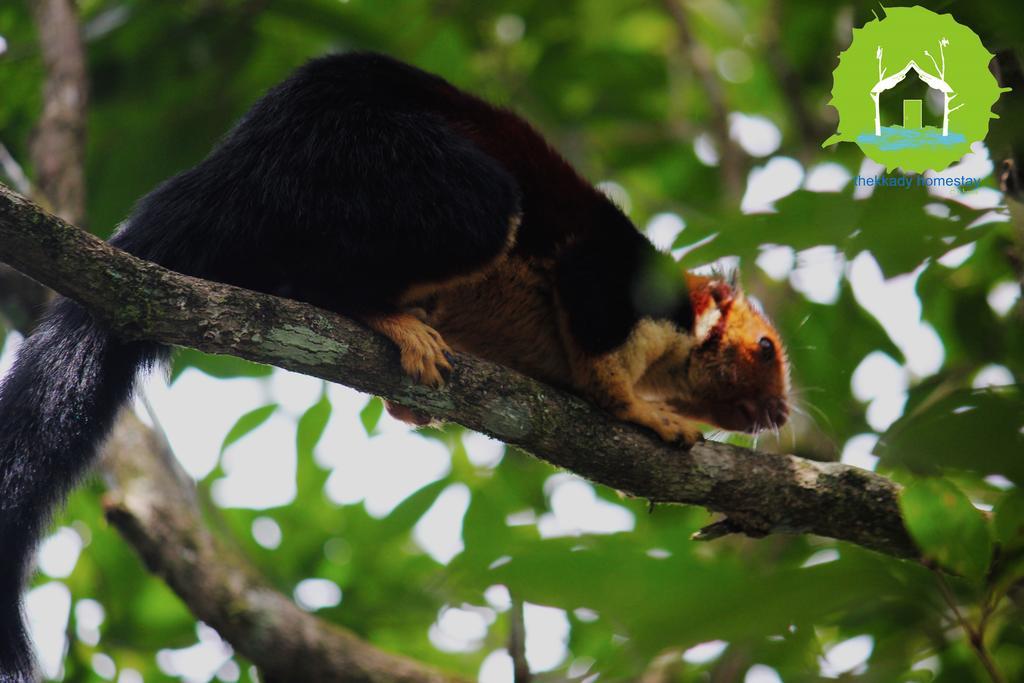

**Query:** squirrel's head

left=670, top=274, right=790, bottom=433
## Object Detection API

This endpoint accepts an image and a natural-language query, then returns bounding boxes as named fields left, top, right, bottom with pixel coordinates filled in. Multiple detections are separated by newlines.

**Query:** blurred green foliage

left=1, top=0, right=1023, bottom=681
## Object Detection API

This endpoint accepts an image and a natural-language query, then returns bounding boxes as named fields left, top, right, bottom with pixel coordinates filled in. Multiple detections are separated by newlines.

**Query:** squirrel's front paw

left=398, top=326, right=454, bottom=388
left=621, top=401, right=703, bottom=448
left=365, top=313, right=454, bottom=388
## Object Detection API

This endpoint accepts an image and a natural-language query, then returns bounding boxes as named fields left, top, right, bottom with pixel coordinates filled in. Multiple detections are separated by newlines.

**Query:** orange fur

left=364, top=312, right=453, bottom=388
left=397, top=214, right=522, bottom=309
left=428, top=255, right=571, bottom=386
left=562, top=319, right=704, bottom=444
left=384, top=247, right=790, bottom=446
left=669, top=275, right=790, bottom=433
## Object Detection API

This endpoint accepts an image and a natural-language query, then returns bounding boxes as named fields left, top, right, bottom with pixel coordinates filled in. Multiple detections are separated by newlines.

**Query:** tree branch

left=508, top=598, right=529, bottom=683
left=993, top=50, right=1024, bottom=320
left=0, top=141, right=36, bottom=198
left=1, top=269, right=466, bottom=683
left=763, top=0, right=827, bottom=156
left=28, top=0, right=88, bottom=226
left=99, top=410, right=466, bottom=683
left=0, top=183, right=918, bottom=559
left=663, top=0, right=746, bottom=200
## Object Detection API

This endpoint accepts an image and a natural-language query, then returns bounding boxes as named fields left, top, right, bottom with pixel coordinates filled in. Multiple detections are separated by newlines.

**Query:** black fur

left=113, top=54, right=521, bottom=308
left=555, top=203, right=693, bottom=354
left=0, top=51, right=683, bottom=680
left=0, top=301, right=160, bottom=681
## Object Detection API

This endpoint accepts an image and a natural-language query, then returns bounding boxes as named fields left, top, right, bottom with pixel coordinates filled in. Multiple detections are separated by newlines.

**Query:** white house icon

left=871, top=40, right=963, bottom=137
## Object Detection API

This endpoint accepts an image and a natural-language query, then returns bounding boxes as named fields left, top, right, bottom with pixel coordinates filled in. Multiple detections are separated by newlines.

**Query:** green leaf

left=675, top=189, right=992, bottom=277
left=297, top=393, right=332, bottom=459
left=878, top=387, right=1024, bottom=484
left=995, top=490, right=1024, bottom=549
left=451, top=532, right=933, bottom=674
left=220, top=403, right=278, bottom=455
left=170, top=348, right=272, bottom=382
left=900, top=478, right=992, bottom=581
left=377, top=478, right=451, bottom=542
left=360, top=397, right=384, bottom=435
left=775, top=282, right=902, bottom=440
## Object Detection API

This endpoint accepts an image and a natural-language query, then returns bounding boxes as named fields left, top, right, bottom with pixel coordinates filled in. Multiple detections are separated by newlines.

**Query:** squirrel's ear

left=693, top=280, right=733, bottom=344
left=727, top=268, right=742, bottom=291
left=709, top=280, right=734, bottom=308
left=693, top=302, right=723, bottom=344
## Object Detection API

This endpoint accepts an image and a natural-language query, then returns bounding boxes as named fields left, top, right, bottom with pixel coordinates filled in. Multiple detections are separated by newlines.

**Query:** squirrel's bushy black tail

left=0, top=298, right=160, bottom=682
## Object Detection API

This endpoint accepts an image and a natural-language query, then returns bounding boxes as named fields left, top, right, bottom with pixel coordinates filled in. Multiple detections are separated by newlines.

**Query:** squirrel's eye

left=758, top=336, right=776, bottom=361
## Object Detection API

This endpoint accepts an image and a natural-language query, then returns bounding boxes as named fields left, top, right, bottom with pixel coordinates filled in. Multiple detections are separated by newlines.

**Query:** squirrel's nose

left=736, top=397, right=789, bottom=431
left=737, top=399, right=759, bottom=425
left=765, top=396, right=789, bottom=427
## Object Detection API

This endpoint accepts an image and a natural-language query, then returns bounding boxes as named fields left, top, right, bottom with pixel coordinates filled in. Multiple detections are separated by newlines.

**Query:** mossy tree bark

left=0, top=184, right=918, bottom=559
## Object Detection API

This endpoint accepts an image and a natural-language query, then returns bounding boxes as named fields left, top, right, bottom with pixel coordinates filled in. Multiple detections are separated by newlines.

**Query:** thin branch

left=0, top=184, right=919, bottom=559
left=932, top=570, right=1006, bottom=683
left=508, top=598, right=530, bottom=683
left=29, top=0, right=88, bottom=226
left=101, top=411, right=466, bottom=683
left=0, top=142, right=35, bottom=197
left=763, top=0, right=827, bottom=154
left=992, top=50, right=1024, bottom=318
left=663, top=0, right=745, bottom=200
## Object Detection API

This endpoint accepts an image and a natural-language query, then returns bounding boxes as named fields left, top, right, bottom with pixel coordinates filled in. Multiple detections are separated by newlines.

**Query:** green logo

left=824, top=5, right=1008, bottom=173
